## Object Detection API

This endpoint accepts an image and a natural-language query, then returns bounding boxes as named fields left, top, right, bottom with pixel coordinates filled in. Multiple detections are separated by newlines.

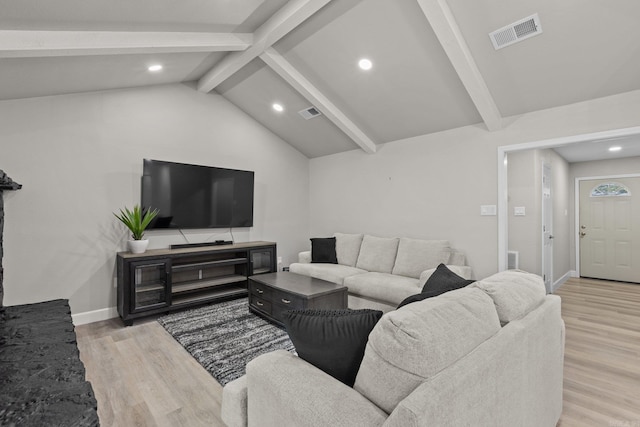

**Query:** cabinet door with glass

left=249, top=247, right=276, bottom=275
left=129, top=259, right=171, bottom=313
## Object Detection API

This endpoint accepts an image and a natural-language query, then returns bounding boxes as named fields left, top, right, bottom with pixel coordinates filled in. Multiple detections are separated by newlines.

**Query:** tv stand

left=170, top=241, right=233, bottom=249
left=117, top=241, right=276, bottom=325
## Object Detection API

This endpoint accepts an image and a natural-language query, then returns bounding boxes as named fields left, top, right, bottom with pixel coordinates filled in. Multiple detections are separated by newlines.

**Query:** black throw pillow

left=310, top=237, right=338, bottom=264
left=422, top=263, right=475, bottom=293
left=397, top=264, right=475, bottom=309
left=282, top=309, right=383, bottom=387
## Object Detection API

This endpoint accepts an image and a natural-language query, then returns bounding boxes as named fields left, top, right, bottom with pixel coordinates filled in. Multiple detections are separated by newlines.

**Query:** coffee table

left=248, top=272, right=348, bottom=326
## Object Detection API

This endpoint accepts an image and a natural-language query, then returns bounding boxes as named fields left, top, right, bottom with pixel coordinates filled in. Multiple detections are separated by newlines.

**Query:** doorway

left=542, top=162, right=553, bottom=292
left=578, top=176, right=640, bottom=283
left=497, top=125, right=640, bottom=272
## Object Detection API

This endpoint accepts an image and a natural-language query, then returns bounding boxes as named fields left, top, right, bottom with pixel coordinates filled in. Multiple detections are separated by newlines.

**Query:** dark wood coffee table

left=248, top=272, right=348, bottom=326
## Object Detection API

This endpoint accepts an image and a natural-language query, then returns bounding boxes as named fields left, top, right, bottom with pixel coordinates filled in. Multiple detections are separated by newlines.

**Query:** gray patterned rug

left=157, top=298, right=295, bottom=386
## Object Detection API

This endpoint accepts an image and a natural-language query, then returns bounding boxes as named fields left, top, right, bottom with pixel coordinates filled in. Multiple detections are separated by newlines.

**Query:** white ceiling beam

left=197, top=0, right=332, bottom=93
left=260, top=48, right=377, bottom=154
left=0, top=30, right=252, bottom=58
left=415, top=0, right=502, bottom=131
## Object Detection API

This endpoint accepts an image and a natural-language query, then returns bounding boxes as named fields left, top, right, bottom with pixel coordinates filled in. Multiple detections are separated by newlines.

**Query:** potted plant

left=114, top=205, right=159, bottom=254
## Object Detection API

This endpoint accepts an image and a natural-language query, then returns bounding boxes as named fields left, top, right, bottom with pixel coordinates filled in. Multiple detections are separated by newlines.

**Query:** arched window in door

left=590, top=182, right=631, bottom=197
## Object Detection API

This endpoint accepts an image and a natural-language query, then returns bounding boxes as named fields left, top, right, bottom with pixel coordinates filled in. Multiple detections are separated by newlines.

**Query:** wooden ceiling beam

left=0, top=30, right=252, bottom=58
left=260, top=48, right=377, bottom=154
left=197, top=0, right=332, bottom=93
left=416, top=0, right=502, bottom=131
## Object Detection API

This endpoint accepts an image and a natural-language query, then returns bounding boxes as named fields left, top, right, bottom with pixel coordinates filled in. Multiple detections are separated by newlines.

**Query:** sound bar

left=171, top=241, right=234, bottom=249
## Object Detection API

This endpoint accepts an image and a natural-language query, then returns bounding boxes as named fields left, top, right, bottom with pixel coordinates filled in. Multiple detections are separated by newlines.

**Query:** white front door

left=579, top=177, right=640, bottom=283
left=542, top=163, right=553, bottom=293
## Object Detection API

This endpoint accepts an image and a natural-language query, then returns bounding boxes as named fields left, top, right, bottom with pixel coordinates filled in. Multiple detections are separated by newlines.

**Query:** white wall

left=569, top=156, right=640, bottom=271
left=507, top=150, right=538, bottom=273
left=0, top=83, right=310, bottom=315
left=507, top=149, right=570, bottom=282
left=309, top=90, right=640, bottom=280
left=543, top=149, right=571, bottom=282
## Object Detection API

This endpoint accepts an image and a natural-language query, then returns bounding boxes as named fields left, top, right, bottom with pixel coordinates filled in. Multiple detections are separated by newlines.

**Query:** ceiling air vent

left=489, top=13, right=542, bottom=50
left=298, top=106, right=322, bottom=120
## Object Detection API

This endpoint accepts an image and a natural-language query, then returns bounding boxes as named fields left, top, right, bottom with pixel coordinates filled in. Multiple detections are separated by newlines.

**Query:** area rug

left=157, top=298, right=295, bottom=386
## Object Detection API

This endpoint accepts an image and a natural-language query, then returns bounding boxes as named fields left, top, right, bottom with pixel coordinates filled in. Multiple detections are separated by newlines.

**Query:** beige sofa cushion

left=471, top=270, right=546, bottom=324
left=289, top=262, right=366, bottom=285
left=391, top=238, right=451, bottom=279
left=343, top=272, right=421, bottom=305
left=334, top=233, right=364, bottom=267
left=355, top=235, right=399, bottom=274
left=353, top=287, right=501, bottom=414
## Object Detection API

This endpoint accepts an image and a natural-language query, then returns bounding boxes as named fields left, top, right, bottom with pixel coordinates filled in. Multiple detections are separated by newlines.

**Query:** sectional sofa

left=289, top=233, right=472, bottom=312
left=222, top=269, right=565, bottom=426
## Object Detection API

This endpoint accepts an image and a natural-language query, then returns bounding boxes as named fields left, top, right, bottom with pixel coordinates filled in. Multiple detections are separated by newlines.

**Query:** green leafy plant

left=114, top=205, right=159, bottom=240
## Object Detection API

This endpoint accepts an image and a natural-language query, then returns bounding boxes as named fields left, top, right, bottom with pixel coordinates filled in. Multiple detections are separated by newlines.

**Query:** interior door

left=542, top=163, right=553, bottom=293
left=579, top=177, right=640, bottom=283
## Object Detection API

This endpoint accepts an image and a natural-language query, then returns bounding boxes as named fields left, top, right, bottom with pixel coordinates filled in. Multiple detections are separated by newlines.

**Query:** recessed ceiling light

left=148, top=64, right=163, bottom=72
left=272, top=103, right=284, bottom=112
left=358, top=58, right=372, bottom=70
left=609, top=146, right=622, bottom=152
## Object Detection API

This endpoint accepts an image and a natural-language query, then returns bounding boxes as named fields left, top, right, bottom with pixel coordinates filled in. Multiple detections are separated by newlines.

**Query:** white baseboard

left=72, top=306, right=118, bottom=326
left=553, top=270, right=575, bottom=292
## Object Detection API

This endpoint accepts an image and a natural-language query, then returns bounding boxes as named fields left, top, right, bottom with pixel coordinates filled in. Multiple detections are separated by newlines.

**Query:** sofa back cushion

left=391, top=238, right=451, bottom=278
left=334, top=233, right=364, bottom=267
left=470, top=270, right=546, bottom=324
left=355, top=235, right=400, bottom=274
left=353, top=287, right=501, bottom=414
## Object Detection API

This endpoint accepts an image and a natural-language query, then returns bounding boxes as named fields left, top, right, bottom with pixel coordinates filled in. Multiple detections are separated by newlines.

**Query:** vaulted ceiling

left=2, top=0, right=640, bottom=159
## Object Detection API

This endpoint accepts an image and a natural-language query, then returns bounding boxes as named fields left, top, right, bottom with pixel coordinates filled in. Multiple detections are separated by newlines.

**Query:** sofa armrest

left=298, top=250, right=311, bottom=263
left=448, top=249, right=467, bottom=266
left=246, top=350, right=387, bottom=427
left=221, top=375, right=248, bottom=427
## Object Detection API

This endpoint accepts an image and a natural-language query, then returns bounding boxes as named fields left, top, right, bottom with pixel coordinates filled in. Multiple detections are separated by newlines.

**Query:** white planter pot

left=128, top=239, right=149, bottom=254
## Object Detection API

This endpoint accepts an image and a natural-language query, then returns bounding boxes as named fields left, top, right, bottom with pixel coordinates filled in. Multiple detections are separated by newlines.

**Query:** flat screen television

left=141, top=159, right=254, bottom=229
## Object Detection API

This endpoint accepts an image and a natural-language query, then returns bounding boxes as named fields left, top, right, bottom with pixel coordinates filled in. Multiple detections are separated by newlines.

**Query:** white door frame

left=575, top=173, right=640, bottom=277
left=497, top=126, right=640, bottom=272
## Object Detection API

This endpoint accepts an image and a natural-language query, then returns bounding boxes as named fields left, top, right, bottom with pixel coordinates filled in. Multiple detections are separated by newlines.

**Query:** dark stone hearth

left=0, top=299, right=99, bottom=426
left=0, top=169, right=22, bottom=307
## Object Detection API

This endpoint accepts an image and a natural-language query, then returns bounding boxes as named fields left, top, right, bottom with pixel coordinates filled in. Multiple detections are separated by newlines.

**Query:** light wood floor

left=555, top=277, right=640, bottom=427
left=76, top=277, right=640, bottom=427
left=75, top=316, right=224, bottom=427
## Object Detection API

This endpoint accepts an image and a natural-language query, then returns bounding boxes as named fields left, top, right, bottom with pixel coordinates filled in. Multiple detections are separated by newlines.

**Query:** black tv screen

left=141, top=159, right=254, bottom=229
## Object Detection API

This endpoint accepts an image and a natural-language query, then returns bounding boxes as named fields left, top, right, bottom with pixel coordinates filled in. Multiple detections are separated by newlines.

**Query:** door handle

left=580, top=232, right=586, bottom=238
left=581, top=225, right=586, bottom=230
left=548, top=235, right=554, bottom=240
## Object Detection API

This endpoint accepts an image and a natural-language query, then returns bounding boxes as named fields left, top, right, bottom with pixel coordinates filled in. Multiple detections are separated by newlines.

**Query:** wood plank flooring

left=555, top=277, right=640, bottom=427
left=76, top=277, right=640, bottom=427
left=75, top=317, right=224, bottom=427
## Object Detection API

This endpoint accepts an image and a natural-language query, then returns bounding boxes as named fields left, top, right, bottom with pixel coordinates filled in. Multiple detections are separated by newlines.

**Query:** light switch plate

left=480, top=205, right=497, bottom=216
left=514, top=206, right=526, bottom=216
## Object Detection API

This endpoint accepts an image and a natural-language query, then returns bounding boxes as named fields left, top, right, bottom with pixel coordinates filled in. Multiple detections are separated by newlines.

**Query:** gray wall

left=308, top=90, right=640, bottom=280
left=0, top=83, right=310, bottom=314
left=507, top=150, right=539, bottom=274
left=544, top=149, right=571, bottom=283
